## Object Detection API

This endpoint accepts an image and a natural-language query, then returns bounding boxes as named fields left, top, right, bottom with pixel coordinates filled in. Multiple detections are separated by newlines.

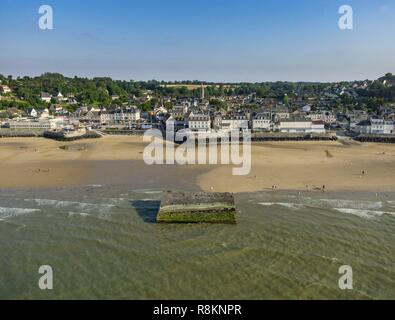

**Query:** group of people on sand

left=270, top=169, right=369, bottom=193
left=271, top=184, right=327, bottom=192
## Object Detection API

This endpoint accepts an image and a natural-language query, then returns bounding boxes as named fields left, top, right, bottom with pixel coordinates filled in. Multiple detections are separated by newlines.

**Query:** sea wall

left=251, top=132, right=338, bottom=142
left=101, top=129, right=148, bottom=136
left=43, top=131, right=102, bottom=141
left=355, top=135, right=395, bottom=143
left=174, top=132, right=338, bottom=144
left=0, top=129, right=44, bottom=138
left=101, top=129, right=337, bottom=142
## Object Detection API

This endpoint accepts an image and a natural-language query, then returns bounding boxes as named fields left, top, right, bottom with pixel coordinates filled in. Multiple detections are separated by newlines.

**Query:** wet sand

left=1, top=136, right=395, bottom=192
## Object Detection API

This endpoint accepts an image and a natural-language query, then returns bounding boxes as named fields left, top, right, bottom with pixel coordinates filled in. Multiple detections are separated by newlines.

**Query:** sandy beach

left=1, top=135, right=395, bottom=192
left=2, top=135, right=395, bottom=300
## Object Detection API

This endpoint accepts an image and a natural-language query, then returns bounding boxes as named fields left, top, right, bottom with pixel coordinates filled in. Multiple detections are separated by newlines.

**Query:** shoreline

left=2, top=184, right=394, bottom=200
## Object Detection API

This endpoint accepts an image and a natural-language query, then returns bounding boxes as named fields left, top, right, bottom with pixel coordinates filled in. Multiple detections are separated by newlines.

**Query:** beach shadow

left=130, top=200, right=160, bottom=223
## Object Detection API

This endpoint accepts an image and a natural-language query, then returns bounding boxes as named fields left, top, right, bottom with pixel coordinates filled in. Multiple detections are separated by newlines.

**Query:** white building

left=252, top=114, right=272, bottom=132
left=188, top=113, right=211, bottom=132
left=311, top=121, right=326, bottom=133
left=221, top=115, right=249, bottom=131
left=371, top=118, right=385, bottom=134
left=272, top=106, right=290, bottom=120
left=8, top=119, right=57, bottom=130
left=356, top=118, right=394, bottom=135
left=384, top=119, right=395, bottom=134
left=278, top=119, right=312, bottom=133
left=100, top=107, right=141, bottom=124
left=309, top=111, right=336, bottom=125
left=278, top=118, right=326, bottom=133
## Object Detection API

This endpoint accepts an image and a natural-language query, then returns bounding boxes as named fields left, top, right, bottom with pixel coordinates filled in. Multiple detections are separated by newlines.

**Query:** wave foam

left=24, top=199, right=115, bottom=213
left=333, top=208, right=388, bottom=220
left=0, top=207, right=40, bottom=219
left=318, top=199, right=383, bottom=210
left=68, top=211, right=91, bottom=217
left=259, top=202, right=304, bottom=210
left=133, top=189, right=162, bottom=194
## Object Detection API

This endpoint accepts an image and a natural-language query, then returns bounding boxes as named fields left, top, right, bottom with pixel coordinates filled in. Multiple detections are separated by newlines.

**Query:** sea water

left=0, top=186, right=394, bottom=299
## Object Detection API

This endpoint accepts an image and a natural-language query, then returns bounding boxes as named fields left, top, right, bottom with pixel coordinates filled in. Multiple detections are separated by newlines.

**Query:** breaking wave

left=257, top=197, right=394, bottom=220
left=259, top=202, right=304, bottom=210
left=68, top=211, right=91, bottom=217
left=0, top=207, right=40, bottom=220
left=24, top=199, right=115, bottom=214
left=317, top=199, right=383, bottom=210
left=333, top=208, right=389, bottom=220
left=133, top=189, right=162, bottom=195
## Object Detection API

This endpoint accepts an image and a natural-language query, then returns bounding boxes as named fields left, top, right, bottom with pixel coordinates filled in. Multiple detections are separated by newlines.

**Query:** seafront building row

left=1, top=99, right=395, bottom=135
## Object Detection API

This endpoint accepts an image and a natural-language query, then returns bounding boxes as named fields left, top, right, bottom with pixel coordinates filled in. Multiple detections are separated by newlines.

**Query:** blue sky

left=0, top=0, right=394, bottom=82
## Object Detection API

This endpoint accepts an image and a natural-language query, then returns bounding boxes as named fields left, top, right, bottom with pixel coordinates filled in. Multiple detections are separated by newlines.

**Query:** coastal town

left=1, top=73, right=395, bottom=140
left=2, top=0, right=395, bottom=303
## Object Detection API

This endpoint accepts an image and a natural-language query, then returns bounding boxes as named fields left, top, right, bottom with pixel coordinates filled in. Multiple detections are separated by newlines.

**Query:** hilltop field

left=160, top=84, right=236, bottom=90
left=1, top=135, right=395, bottom=192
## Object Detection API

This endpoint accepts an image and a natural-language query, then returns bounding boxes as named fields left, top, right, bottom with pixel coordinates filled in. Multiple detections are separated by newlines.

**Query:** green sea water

left=0, top=185, right=394, bottom=299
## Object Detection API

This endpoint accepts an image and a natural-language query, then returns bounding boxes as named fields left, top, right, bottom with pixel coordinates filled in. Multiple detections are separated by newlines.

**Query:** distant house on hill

left=41, top=92, right=52, bottom=103
left=7, top=107, right=22, bottom=119
left=55, top=92, right=67, bottom=102
left=49, top=104, right=68, bottom=115
left=39, top=108, right=50, bottom=119
left=0, top=85, right=12, bottom=94
left=26, top=108, right=38, bottom=118
left=65, top=93, right=77, bottom=105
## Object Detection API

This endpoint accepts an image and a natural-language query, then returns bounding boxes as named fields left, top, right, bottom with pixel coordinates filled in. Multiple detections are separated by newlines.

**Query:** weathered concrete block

left=157, top=191, right=236, bottom=224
